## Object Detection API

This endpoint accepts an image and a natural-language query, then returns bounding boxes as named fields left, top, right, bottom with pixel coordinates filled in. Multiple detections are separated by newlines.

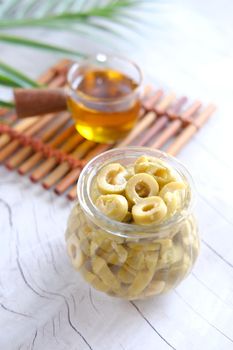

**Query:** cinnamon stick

left=166, top=104, right=216, bottom=155
left=0, top=72, right=68, bottom=163
left=14, top=88, right=67, bottom=118
left=0, top=67, right=59, bottom=150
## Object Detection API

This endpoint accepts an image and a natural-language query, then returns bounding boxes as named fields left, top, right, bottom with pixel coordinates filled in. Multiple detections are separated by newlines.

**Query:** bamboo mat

left=0, top=59, right=216, bottom=200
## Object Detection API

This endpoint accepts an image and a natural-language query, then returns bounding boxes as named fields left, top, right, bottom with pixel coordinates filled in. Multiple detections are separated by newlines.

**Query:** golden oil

left=67, top=68, right=141, bottom=143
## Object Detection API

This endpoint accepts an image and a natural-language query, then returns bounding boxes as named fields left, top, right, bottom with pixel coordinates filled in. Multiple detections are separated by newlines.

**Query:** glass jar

left=67, top=53, right=142, bottom=144
left=65, top=148, right=200, bottom=300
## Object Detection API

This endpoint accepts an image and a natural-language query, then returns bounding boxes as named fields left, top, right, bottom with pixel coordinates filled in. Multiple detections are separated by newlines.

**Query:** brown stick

left=0, top=114, right=53, bottom=162
left=14, top=88, right=67, bottom=118
left=48, top=125, right=76, bottom=148
left=0, top=108, right=8, bottom=116
left=42, top=141, right=96, bottom=189
left=181, top=100, right=202, bottom=121
left=6, top=112, right=70, bottom=169
left=151, top=119, right=181, bottom=149
left=53, top=143, right=110, bottom=195
left=137, top=116, right=168, bottom=146
left=166, top=104, right=216, bottom=155
left=67, top=185, right=77, bottom=201
left=142, top=90, right=163, bottom=110
left=195, top=104, right=216, bottom=128
left=0, top=140, right=21, bottom=162
left=38, top=58, right=70, bottom=85
left=167, top=96, right=188, bottom=119
left=18, top=125, right=75, bottom=175
left=18, top=152, right=44, bottom=175
left=119, top=92, right=178, bottom=148
left=117, top=111, right=156, bottom=147
left=6, top=112, right=70, bottom=168
left=6, top=145, right=33, bottom=169
left=137, top=97, right=187, bottom=146
left=84, top=144, right=111, bottom=162
left=42, top=162, right=70, bottom=189
left=0, top=62, right=66, bottom=149
left=150, top=101, right=202, bottom=149
left=38, top=69, right=56, bottom=86
left=0, top=118, right=37, bottom=150
left=30, top=157, right=58, bottom=182
left=40, top=112, right=70, bottom=141
left=53, top=59, right=71, bottom=76
left=54, top=168, right=81, bottom=195
left=48, top=74, right=67, bottom=88
left=155, top=93, right=176, bottom=115
left=0, top=110, right=17, bottom=125
left=0, top=65, right=67, bottom=162
left=30, top=133, right=83, bottom=182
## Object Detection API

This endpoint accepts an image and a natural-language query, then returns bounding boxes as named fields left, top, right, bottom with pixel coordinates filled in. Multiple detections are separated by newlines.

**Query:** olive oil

left=67, top=69, right=140, bottom=143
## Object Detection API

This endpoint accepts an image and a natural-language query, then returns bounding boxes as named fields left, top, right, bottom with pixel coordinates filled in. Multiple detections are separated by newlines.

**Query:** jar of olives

left=65, top=147, right=200, bottom=300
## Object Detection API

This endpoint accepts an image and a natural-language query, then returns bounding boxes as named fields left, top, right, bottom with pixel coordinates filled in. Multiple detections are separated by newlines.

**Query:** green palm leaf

left=0, top=60, right=40, bottom=87
left=0, top=34, right=86, bottom=57
left=0, top=100, right=15, bottom=108
left=0, top=74, right=23, bottom=88
left=0, top=0, right=158, bottom=97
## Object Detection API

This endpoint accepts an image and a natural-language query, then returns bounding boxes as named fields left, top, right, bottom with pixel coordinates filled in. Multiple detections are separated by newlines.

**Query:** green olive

left=125, top=173, right=159, bottom=204
left=134, top=155, right=175, bottom=188
left=67, top=234, right=84, bottom=270
left=132, top=196, right=167, bottom=225
left=159, top=181, right=186, bottom=216
left=97, top=163, right=127, bottom=194
left=95, top=194, right=128, bottom=221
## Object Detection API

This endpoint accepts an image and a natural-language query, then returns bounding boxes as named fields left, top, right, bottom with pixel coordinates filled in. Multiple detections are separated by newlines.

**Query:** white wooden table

left=1, top=1, right=233, bottom=349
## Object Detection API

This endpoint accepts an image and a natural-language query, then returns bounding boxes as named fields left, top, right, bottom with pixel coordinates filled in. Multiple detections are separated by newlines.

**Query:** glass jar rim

left=77, top=147, right=195, bottom=239
left=67, top=53, right=143, bottom=105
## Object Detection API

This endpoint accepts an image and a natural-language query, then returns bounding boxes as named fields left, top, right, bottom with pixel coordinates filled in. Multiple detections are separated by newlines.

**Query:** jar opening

left=77, top=147, right=195, bottom=239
